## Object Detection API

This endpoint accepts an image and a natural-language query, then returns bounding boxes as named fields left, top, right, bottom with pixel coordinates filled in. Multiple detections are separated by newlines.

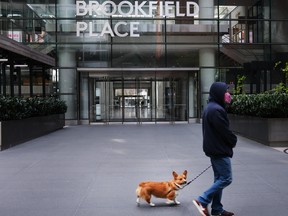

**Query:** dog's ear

left=183, top=170, right=188, bottom=177
left=172, top=171, right=178, bottom=179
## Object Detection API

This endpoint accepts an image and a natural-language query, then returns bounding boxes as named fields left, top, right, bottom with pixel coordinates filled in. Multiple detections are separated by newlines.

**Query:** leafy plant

left=273, top=61, right=288, bottom=93
left=0, top=96, right=67, bottom=121
left=233, top=75, right=246, bottom=95
left=228, top=61, right=288, bottom=118
left=227, top=93, right=288, bottom=118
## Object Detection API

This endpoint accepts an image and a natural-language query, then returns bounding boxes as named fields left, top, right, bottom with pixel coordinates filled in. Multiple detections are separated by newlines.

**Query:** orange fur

left=136, top=170, right=188, bottom=206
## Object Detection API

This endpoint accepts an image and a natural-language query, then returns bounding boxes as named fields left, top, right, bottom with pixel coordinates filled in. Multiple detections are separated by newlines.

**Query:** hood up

left=209, top=82, right=229, bottom=107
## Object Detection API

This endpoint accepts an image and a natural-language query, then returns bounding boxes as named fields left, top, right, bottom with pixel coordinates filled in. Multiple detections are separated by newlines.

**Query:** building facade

left=0, top=0, right=288, bottom=124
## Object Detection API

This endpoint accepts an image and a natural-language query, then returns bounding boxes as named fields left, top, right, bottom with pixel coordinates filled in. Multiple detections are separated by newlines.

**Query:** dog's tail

left=136, top=186, right=142, bottom=197
left=136, top=185, right=143, bottom=205
left=136, top=182, right=147, bottom=197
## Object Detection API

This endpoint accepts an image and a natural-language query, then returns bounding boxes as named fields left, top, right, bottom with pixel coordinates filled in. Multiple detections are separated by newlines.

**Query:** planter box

left=228, top=114, right=288, bottom=147
left=0, top=114, right=65, bottom=151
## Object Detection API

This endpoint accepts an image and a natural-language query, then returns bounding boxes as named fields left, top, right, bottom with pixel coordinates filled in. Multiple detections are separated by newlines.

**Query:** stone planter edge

left=228, top=114, right=288, bottom=147
left=0, top=114, right=65, bottom=151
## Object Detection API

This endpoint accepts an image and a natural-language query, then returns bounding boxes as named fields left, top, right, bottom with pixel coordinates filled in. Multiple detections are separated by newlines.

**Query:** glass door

left=90, top=77, right=116, bottom=123
left=154, top=78, right=187, bottom=122
left=90, top=77, right=153, bottom=123
left=89, top=70, right=191, bottom=123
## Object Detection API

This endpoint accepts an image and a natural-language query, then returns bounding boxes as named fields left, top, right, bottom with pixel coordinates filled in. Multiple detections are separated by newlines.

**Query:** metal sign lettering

left=76, top=0, right=199, bottom=37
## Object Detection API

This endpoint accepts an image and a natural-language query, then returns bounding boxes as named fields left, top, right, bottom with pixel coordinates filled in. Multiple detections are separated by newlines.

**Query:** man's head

left=209, top=82, right=230, bottom=106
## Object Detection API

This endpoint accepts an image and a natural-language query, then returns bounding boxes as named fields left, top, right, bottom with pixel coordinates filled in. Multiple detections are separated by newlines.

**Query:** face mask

left=224, top=92, right=232, bottom=104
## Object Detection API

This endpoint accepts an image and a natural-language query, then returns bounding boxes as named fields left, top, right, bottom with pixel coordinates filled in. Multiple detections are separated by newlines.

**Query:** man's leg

left=210, top=157, right=232, bottom=215
left=197, top=157, right=232, bottom=208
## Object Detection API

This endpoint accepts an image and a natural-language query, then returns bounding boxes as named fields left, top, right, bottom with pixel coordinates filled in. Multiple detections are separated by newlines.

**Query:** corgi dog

left=136, top=170, right=188, bottom=206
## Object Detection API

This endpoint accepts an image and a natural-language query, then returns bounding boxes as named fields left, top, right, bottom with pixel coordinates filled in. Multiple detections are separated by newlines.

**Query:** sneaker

left=211, top=210, right=235, bottom=216
left=193, top=199, right=210, bottom=216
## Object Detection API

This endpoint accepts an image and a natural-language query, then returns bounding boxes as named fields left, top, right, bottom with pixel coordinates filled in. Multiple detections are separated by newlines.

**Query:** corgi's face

left=172, top=170, right=187, bottom=185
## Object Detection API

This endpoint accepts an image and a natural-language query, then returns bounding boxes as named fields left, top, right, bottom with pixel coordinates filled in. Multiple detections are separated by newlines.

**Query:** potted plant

left=227, top=63, right=288, bottom=147
left=0, top=96, right=67, bottom=150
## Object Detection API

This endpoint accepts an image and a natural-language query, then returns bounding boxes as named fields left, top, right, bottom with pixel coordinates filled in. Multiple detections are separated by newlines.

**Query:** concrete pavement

left=0, top=123, right=287, bottom=216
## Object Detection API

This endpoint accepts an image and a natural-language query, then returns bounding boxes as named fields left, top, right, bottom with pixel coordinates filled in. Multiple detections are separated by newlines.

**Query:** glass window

left=167, top=45, right=198, bottom=67
left=111, top=44, right=165, bottom=67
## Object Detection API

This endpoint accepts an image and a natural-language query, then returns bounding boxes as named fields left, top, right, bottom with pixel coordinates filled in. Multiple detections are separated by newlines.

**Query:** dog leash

left=182, top=165, right=212, bottom=189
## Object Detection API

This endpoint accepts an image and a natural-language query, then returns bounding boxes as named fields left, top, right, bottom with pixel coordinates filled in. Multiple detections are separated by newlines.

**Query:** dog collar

left=174, top=182, right=183, bottom=190
left=165, top=183, right=183, bottom=196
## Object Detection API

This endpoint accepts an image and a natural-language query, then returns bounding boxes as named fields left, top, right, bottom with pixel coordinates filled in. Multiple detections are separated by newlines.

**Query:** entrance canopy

left=78, top=67, right=199, bottom=72
left=78, top=67, right=199, bottom=78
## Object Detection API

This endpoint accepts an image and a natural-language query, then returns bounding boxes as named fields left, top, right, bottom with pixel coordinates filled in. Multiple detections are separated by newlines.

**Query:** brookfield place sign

left=76, top=0, right=199, bottom=37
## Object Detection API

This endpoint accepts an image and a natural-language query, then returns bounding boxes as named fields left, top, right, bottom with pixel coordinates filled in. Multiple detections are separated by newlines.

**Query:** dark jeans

left=197, top=157, right=232, bottom=214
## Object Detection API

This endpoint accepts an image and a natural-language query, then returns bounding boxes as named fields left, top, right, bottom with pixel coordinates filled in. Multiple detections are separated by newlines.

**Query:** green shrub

left=227, top=93, right=288, bottom=118
left=0, top=96, right=67, bottom=121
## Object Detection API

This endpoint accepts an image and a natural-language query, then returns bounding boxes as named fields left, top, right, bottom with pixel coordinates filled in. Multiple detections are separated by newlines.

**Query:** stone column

left=199, top=0, right=216, bottom=113
left=58, top=50, right=76, bottom=119
left=58, top=0, right=77, bottom=124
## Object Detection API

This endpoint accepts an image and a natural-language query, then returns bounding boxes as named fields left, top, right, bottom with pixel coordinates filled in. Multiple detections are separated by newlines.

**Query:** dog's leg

left=136, top=196, right=155, bottom=206
left=166, top=191, right=181, bottom=205
left=166, top=199, right=175, bottom=205
left=174, top=191, right=180, bottom=204
left=143, top=195, right=155, bottom=207
left=139, top=188, right=155, bottom=207
left=166, top=199, right=180, bottom=205
left=149, top=202, right=155, bottom=207
left=174, top=199, right=180, bottom=205
left=145, top=197, right=155, bottom=207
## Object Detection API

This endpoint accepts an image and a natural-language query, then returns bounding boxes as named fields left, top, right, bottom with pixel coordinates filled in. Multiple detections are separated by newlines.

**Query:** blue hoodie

left=202, top=82, right=237, bottom=158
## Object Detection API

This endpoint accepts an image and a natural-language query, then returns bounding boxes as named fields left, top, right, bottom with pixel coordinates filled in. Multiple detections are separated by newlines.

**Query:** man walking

left=193, top=82, right=237, bottom=216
